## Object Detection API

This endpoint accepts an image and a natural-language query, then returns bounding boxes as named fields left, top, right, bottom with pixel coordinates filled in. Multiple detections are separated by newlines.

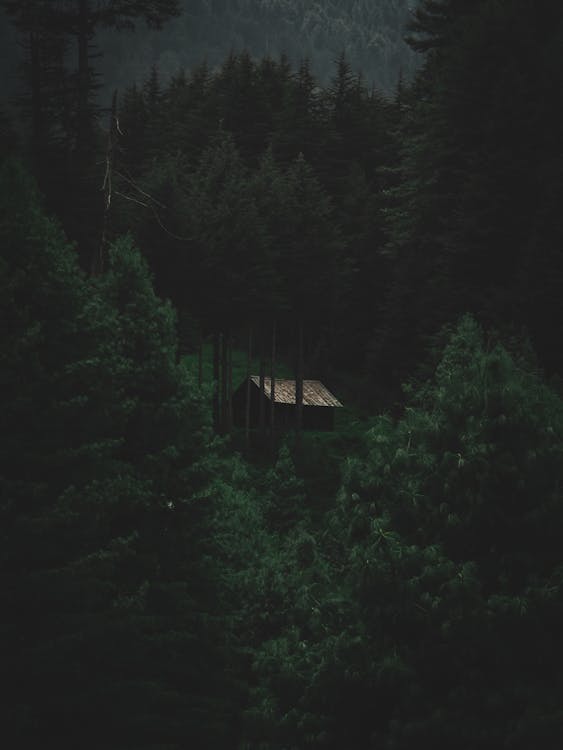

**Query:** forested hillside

left=0, top=0, right=418, bottom=102
left=2, top=1, right=563, bottom=748
left=98, top=0, right=419, bottom=95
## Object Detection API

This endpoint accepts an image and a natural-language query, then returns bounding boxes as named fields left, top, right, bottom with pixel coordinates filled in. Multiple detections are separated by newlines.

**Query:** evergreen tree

left=0, top=161, right=229, bottom=747
left=241, top=317, right=563, bottom=748
left=278, top=153, right=343, bottom=374
left=273, top=58, right=326, bottom=166
left=187, top=132, right=272, bottom=330
left=377, top=0, right=563, bottom=381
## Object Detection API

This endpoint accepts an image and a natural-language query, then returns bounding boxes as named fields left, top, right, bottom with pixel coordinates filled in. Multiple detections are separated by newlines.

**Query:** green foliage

left=115, top=56, right=397, bottom=387
left=263, top=444, right=307, bottom=530
left=376, top=0, right=563, bottom=379
left=3, top=1, right=563, bottom=745
left=239, top=317, right=563, bottom=748
left=0, top=161, right=230, bottom=747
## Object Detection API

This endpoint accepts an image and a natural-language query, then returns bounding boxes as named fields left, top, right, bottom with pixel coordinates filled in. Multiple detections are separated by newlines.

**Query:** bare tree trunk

left=212, top=331, right=220, bottom=433
left=270, top=319, right=277, bottom=456
left=245, top=327, right=252, bottom=448
left=295, top=320, right=304, bottom=449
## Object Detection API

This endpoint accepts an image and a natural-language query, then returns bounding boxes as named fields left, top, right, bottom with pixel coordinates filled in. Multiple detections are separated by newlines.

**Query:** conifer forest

left=2, top=1, right=563, bottom=748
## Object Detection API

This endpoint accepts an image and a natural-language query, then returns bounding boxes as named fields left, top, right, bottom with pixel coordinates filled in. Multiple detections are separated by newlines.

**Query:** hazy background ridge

left=99, top=0, right=419, bottom=96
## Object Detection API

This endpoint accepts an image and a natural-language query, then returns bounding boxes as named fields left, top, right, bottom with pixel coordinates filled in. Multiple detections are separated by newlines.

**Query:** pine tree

left=279, top=153, right=343, bottom=374
left=241, top=317, right=563, bottom=749
left=336, top=316, right=563, bottom=747
left=377, top=0, right=563, bottom=380
left=273, top=58, right=326, bottom=166
left=0, top=161, right=228, bottom=747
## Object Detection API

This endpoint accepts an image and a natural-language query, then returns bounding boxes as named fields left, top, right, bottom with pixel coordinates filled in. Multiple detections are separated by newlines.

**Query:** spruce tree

left=0, top=161, right=228, bottom=747
left=378, top=0, right=563, bottom=380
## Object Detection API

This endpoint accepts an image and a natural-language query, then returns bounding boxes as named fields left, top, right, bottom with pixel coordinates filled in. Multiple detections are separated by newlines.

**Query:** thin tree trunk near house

left=221, top=332, right=228, bottom=433
left=226, top=334, right=233, bottom=433
left=212, top=331, right=221, bottom=433
left=295, top=319, right=304, bottom=449
left=270, top=319, right=277, bottom=455
left=198, top=333, right=203, bottom=388
left=259, top=329, right=266, bottom=437
left=245, top=327, right=252, bottom=447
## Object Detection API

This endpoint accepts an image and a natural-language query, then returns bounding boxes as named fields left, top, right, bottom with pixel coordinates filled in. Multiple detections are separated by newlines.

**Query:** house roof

left=249, top=377, right=343, bottom=407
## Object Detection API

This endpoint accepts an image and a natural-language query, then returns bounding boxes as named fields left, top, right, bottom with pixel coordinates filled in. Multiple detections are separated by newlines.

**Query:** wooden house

left=232, top=376, right=343, bottom=432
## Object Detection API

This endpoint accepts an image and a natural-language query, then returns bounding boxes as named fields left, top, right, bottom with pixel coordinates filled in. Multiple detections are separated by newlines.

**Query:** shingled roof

left=249, top=377, right=343, bottom=407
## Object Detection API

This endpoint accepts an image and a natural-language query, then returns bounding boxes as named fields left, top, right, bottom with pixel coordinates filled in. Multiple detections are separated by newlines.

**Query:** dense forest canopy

left=2, top=0, right=563, bottom=747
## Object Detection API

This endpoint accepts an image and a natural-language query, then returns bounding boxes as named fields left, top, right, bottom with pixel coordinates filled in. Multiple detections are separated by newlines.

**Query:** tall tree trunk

left=295, top=319, right=304, bottom=449
left=198, top=333, right=203, bottom=388
left=245, top=327, right=253, bottom=448
left=97, top=89, right=118, bottom=275
left=76, top=0, right=92, bottom=162
left=212, top=331, right=221, bottom=433
left=29, top=31, right=45, bottom=182
left=221, top=332, right=228, bottom=433
left=75, top=0, right=102, bottom=272
left=259, top=328, right=266, bottom=437
left=226, top=334, right=233, bottom=433
left=270, top=319, right=277, bottom=456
